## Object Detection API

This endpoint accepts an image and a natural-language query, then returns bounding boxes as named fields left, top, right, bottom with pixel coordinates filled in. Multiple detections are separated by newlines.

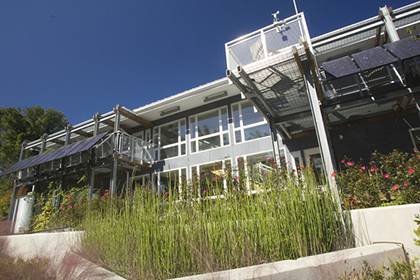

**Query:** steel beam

left=117, top=105, right=152, bottom=128
left=238, top=66, right=278, bottom=118
left=73, top=129, right=93, bottom=138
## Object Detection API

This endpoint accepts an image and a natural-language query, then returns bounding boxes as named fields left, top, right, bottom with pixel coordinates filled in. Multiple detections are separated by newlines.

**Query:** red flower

left=331, top=171, right=337, bottom=178
left=340, top=159, right=346, bottom=164
left=403, top=181, right=409, bottom=188
left=360, top=166, right=366, bottom=171
left=391, top=184, right=399, bottom=191
left=383, top=174, right=390, bottom=179
left=408, top=168, right=415, bottom=175
left=346, top=161, right=354, bottom=167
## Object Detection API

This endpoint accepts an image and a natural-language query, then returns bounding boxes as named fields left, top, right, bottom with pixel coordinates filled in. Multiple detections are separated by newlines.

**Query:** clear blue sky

left=0, top=0, right=413, bottom=124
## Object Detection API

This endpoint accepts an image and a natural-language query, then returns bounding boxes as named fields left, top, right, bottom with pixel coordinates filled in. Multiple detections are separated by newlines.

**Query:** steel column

left=379, top=6, right=400, bottom=42
left=305, top=76, right=340, bottom=204
left=110, top=106, right=121, bottom=196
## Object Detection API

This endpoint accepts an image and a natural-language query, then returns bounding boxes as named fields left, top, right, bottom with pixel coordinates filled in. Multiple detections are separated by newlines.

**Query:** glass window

left=199, top=161, right=224, bottom=197
left=241, top=101, right=265, bottom=126
left=161, top=146, right=178, bottom=160
left=197, top=110, right=220, bottom=136
left=190, top=118, right=196, bottom=139
left=235, top=130, right=242, bottom=143
left=198, top=135, right=220, bottom=151
left=191, top=141, right=197, bottom=153
left=232, top=104, right=240, bottom=128
left=223, top=133, right=230, bottom=146
left=160, top=122, right=178, bottom=146
left=160, top=170, right=179, bottom=195
left=244, top=124, right=271, bottom=141
left=221, top=108, right=228, bottom=131
left=246, top=152, right=275, bottom=190
left=180, top=120, right=186, bottom=141
left=189, top=107, right=229, bottom=153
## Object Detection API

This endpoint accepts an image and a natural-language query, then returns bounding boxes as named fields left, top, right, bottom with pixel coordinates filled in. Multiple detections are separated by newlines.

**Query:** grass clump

left=82, top=169, right=352, bottom=279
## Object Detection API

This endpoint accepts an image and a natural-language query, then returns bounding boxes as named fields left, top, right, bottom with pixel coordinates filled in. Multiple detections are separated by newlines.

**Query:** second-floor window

left=154, top=119, right=186, bottom=160
left=232, top=101, right=271, bottom=143
left=189, top=107, right=230, bottom=153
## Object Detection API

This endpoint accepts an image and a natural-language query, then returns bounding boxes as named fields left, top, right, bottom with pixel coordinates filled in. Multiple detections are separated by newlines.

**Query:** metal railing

left=95, top=131, right=154, bottom=165
left=225, top=13, right=307, bottom=70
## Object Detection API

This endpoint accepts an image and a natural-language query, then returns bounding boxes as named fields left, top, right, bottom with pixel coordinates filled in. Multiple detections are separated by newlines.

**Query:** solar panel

left=2, top=133, right=107, bottom=176
left=322, top=56, right=360, bottom=79
left=352, top=46, right=397, bottom=71
left=384, top=38, right=420, bottom=60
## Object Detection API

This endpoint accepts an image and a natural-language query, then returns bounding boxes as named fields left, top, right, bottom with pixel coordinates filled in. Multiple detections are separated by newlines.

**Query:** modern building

left=3, top=2, right=420, bottom=222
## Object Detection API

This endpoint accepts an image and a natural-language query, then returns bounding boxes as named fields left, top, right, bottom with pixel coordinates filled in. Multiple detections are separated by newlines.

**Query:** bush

left=337, top=150, right=420, bottom=209
left=32, top=184, right=89, bottom=232
left=339, top=260, right=419, bottom=280
left=82, top=169, right=352, bottom=279
left=0, top=190, right=11, bottom=220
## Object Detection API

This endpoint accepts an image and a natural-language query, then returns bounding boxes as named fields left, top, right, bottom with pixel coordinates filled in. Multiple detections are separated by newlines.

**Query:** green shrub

left=0, top=190, right=11, bottom=220
left=32, top=183, right=89, bottom=231
left=337, top=150, right=420, bottom=209
left=82, top=169, right=352, bottom=279
left=339, top=260, right=419, bottom=280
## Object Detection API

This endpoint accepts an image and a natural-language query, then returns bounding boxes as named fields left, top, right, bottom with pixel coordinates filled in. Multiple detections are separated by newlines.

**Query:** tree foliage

left=0, top=106, right=68, bottom=170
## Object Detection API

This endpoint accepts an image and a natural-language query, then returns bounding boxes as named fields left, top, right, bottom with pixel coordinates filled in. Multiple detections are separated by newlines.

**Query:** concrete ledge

left=171, top=244, right=405, bottom=280
left=350, top=203, right=420, bottom=257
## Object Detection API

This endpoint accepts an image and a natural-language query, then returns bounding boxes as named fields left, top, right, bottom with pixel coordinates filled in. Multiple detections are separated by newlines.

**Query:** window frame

left=190, top=159, right=231, bottom=198
left=189, top=106, right=230, bottom=153
left=154, top=119, right=187, bottom=160
left=231, top=100, right=271, bottom=144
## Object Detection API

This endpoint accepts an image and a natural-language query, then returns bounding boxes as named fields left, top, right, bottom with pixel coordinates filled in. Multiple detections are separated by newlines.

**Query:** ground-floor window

left=191, top=160, right=231, bottom=198
left=237, top=151, right=275, bottom=191
left=158, top=168, right=187, bottom=196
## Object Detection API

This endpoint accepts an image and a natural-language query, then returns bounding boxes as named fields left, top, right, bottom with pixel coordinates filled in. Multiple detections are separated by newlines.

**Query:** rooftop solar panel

left=321, top=56, right=360, bottom=79
left=352, top=46, right=397, bottom=71
left=2, top=133, right=107, bottom=176
left=384, top=38, right=420, bottom=60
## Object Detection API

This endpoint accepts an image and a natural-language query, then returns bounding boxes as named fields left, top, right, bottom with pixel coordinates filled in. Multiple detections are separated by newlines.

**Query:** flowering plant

left=337, top=150, right=419, bottom=209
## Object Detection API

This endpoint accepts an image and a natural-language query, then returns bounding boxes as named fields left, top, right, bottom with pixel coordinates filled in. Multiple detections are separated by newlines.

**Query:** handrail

left=94, top=131, right=154, bottom=165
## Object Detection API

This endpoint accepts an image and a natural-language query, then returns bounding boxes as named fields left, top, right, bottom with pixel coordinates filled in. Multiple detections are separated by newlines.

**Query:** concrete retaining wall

left=0, top=231, right=124, bottom=280
left=350, top=203, right=420, bottom=257
left=171, top=244, right=405, bottom=280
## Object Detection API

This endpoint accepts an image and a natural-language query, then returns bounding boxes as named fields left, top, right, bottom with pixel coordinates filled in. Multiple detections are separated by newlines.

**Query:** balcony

left=95, top=131, right=154, bottom=166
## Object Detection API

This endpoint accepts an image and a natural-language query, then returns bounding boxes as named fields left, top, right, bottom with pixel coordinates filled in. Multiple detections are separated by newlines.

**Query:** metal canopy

left=2, top=133, right=107, bottom=176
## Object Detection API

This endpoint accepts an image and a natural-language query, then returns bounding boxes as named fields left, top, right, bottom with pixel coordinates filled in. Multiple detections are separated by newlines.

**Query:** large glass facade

left=190, top=107, right=229, bottom=153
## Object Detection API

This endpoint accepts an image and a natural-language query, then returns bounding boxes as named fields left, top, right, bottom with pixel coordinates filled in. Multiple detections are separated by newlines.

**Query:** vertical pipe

left=110, top=106, right=121, bottom=196
left=88, top=114, right=100, bottom=200
left=8, top=140, right=27, bottom=230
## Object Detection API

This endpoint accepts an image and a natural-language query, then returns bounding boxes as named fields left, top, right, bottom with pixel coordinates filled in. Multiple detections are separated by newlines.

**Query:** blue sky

left=0, top=0, right=413, bottom=124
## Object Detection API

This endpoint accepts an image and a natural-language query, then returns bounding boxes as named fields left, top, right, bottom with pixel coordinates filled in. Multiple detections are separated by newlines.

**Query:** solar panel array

left=321, top=38, right=420, bottom=80
left=2, top=133, right=107, bottom=176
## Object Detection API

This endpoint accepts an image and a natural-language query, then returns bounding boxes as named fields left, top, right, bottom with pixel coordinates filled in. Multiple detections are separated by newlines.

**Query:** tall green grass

left=82, top=169, right=352, bottom=279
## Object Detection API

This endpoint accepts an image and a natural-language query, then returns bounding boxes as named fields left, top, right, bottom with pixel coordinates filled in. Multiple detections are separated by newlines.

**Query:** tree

left=0, top=107, right=68, bottom=170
